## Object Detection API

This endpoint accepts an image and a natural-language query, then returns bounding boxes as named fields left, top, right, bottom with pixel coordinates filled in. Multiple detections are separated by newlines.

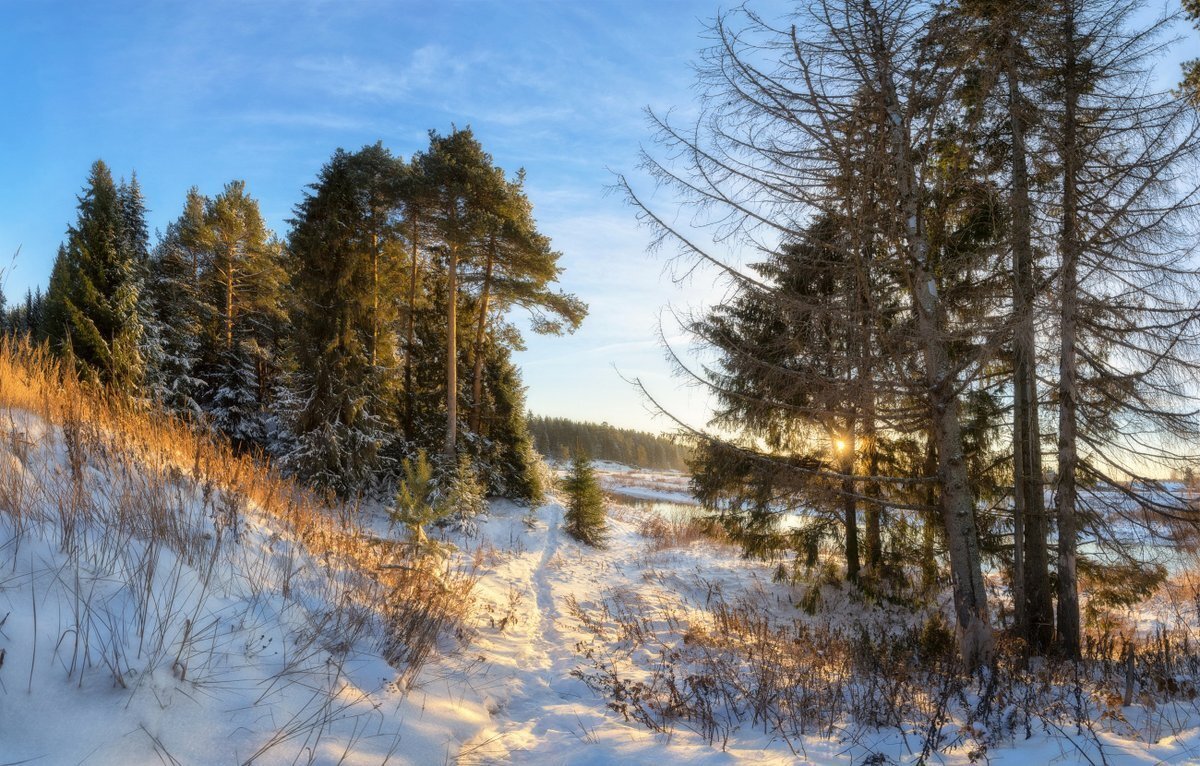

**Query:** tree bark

left=1007, top=35, right=1054, bottom=654
left=404, top=215, right=420, bottom=440
left=1055, top=1, right=1082, bottom=660
left=445, top=242, right=459, bottom=461
left=841, top=423, right=860, bottom=583
left=868, top=0, right=992, bottom=667
left=864, top=411, right=883, bottom=572
left=224, top=248, right=234, bottom=352
left=370, top=229, right=379, bottom=368
left=470, top=233, right=496, bottom=434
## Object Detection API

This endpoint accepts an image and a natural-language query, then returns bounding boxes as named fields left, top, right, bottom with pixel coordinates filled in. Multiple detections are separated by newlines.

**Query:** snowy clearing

left=3, top=412, right=1200, bottom=764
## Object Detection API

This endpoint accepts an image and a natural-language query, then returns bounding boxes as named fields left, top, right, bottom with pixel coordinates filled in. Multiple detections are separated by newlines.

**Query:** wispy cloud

left=238, top=109, right=374, bottom=132
left=294, top=45, right=474, bottom=103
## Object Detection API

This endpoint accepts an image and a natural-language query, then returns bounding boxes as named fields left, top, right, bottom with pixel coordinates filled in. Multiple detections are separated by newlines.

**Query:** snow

left=593, top=464, right=698, bottom=505
left=3, top=410, right=1200, bottom=764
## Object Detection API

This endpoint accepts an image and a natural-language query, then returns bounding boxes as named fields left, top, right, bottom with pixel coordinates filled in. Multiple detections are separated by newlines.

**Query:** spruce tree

left=280, top=145, right=404, bottom=495
left=144, top=188, right=208, bottom=415
left=562, top=453, right=607, bottom=547
left=470, top=344, right=545, bottom=504
left=44, top=160, right=144, bottom=392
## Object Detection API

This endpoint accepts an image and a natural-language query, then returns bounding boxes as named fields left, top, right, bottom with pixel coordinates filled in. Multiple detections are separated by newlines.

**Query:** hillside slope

left=3, top=342, right=1200, bottom=765
left=0, top=343, right=480, bottom=764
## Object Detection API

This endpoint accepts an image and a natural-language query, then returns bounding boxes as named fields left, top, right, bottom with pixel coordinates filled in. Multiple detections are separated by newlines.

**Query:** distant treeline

left=528, top=415, right=688, bottom=471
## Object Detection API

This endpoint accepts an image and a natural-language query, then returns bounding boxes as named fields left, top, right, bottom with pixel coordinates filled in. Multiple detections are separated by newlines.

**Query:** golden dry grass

left=0, top=337, right=476, bottom=681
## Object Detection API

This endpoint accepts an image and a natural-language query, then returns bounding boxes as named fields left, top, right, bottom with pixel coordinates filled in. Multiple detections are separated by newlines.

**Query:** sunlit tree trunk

left=445, top=241, right=459, bottom=460
left=404, top=215, right=420, bottom=440
left=470, top=233, right=496, bottom=434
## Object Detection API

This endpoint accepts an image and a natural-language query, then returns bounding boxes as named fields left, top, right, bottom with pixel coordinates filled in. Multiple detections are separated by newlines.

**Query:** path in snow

left=454, top=502, right=605, bottom=764
left=448, top=500, right=803, bottom=766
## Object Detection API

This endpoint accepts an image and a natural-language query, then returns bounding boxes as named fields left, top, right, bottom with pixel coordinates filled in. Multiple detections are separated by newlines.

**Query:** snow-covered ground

left=591, top=463, right=698, bottom=505
left=4, top=421, right=1200, bottom=764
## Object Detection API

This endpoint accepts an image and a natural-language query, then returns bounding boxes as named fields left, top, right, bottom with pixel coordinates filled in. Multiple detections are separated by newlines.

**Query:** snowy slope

left=0, top=408, right=477, bottom=765
left=3, top=406, right=1200, bottom=764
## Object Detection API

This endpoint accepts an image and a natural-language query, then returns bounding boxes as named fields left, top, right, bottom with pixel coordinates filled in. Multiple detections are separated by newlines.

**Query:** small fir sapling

left=562, top=453, right=608, bottom=547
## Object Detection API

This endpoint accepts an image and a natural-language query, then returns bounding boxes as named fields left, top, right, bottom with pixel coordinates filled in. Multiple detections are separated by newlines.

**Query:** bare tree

left=1039, top=0, right=1200, bottom=657
left=622, top=0, right=1001, bottom=667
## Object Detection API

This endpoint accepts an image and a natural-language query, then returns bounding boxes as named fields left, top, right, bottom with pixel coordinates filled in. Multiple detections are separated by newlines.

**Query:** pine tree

left=195, top=181, right=286, bottom=448
left=464, top=172, right=586, bottom=433
left=391, top=449, right=443, bottom=546
left=417, top=129, right=508, bottom=460
left=562, top=453, right=607, bottom=547
left=44, top=160, right=144, bottom=392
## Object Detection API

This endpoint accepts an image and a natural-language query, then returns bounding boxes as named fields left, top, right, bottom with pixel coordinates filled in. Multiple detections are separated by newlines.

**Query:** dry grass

left=0, top=337, right=477, bottom=759
left=569, top=575, right=1200, bottom=762
left=637, top=505, right=727, bottom=551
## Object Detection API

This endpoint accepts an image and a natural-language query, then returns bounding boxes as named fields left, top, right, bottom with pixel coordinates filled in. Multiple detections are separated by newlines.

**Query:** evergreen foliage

left=561, top=453, right=607, bottom=547
left=143, top=188, right=207, bottom=414
left=625, top=0, right=1200, bottom=667
left=43, top=160, right=144, bottom=392
left=3, top=288, right=45, bottom=340
left=268, top=131, right=583, bottom=500
left=437, top=452, right=487, bottom=532
left=390, top=449, right=444, bottom=546
left=280, top=144, right=403, bottom=493
left=196, top=181, right=286, bottom=448
left=24, top=135, right=582, bottom=508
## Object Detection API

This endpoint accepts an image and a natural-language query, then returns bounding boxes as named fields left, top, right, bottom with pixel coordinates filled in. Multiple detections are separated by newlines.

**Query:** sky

left=0, top=1, right=1194, bottom=436
left=0, top=0, right=764, bottom=434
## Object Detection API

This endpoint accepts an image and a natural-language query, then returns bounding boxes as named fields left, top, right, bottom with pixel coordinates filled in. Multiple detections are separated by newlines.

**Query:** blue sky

left=0, top=1, right=1193, bottom=435
left=0, top=0, right=748, bottom=433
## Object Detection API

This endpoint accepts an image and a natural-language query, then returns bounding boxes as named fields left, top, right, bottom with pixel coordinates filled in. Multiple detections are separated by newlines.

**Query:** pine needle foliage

left=561, top=453, right=607, bottom=548
left=391, top=449, right=443, bottom=545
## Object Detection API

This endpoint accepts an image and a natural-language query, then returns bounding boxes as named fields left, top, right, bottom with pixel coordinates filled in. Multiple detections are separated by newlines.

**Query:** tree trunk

left=470, top=234, right=496, bottom=434
left=864, top=411, right=883, bottom=573
left=869, top=1, right=992, bottom=666
left=445, top=243, right=459, bottom=460
left=920, top=437, right=939, bottom=594
left=1055, top=2, right=1082, bottom=660
left=224, top=250, right=234, bottom=352
left=371, top=229, right=379, bottom=368
left=1007, top=37, right=1054, bottom=654
left=842, top=422, right=860, bottom=583
left=404, top=216, right=420, bottom=440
